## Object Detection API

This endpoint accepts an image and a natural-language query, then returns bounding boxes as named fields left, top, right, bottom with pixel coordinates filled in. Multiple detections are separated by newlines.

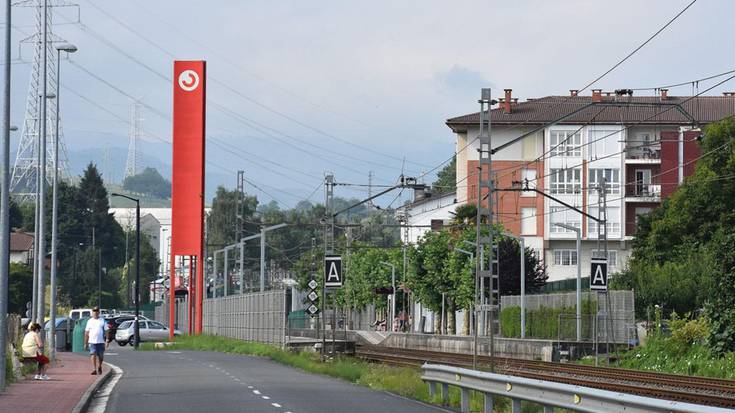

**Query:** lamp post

left=554, top=223, right=582, bottom=342
left=0, top=0, right=14, bottom=382
left=501, top=232, right=526, bottom=339
left=379, top=262, right=396, bottom=329
left=454, top=246, right=477, bottom=369
left=48, top=43, right=76, bottom=361
left=111, top=193, right=140, bottom=348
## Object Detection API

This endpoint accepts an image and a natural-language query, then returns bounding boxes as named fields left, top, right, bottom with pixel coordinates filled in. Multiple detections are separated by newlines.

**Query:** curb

left=70, top=362, right=115, bottom=413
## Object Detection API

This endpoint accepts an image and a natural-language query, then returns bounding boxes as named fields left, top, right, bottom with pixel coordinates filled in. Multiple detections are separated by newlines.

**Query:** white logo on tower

left=590, top=258, right=608, bottom=291
left=324, top=255, right=343, bottom=288
left=178, top=70, right=200, bottom=92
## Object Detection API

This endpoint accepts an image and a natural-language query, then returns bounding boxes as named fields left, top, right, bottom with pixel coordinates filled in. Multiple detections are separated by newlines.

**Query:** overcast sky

left=5, top=0, right=734, bottom=207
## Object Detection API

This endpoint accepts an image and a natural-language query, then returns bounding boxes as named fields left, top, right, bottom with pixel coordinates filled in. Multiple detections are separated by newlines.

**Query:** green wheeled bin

left=72, top=317, right=89, bottom=353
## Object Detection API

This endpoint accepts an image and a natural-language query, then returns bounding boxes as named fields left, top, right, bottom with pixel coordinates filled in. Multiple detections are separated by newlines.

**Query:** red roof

left=446, top=95, right=735, bottom=132
left=10, top=231, right=33, bottom=252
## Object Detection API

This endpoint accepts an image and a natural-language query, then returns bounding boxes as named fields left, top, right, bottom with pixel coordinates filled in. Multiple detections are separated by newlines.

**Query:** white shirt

left=85, top=317, right=106, bottom=344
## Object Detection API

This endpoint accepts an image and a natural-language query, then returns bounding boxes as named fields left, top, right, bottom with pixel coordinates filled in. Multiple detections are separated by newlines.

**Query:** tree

left=432, top=156, right=456, bottom=194
left=122, top=167, right=172, bottom=199
left=9, top=197, right=22, bottom=230
left=497, top=237, right=547, bottom=296
left=617, top=117, right=735, bottom=352
left=8, top=263, right=32, bottom=315
left=208, top=186, right=259, bottom=248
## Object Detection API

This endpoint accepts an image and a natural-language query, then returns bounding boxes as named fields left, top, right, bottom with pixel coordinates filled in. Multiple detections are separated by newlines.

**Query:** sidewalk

left=0, top=352, right=105, bottom=413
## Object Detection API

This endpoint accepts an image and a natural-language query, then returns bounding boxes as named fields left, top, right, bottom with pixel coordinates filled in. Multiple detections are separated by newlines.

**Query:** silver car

left=114, top=320, right=181, bottom=345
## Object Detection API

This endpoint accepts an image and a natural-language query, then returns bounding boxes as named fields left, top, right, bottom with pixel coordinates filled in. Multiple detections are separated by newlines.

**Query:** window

left=521, top=169, right=537, bottom=196
left=550, top=131, right=581, bottom=157
left=550, top=206, right=581, bottom=233
left=549, top=168, right=581, bottom=194
left=521, top=208, right=536, bottom=235
left=592, top=250, right=618, bottom=269
left=588, top=129, right=620, bottom=160
left=588, top=207, right=621, bottom=236
left=553, top=250, right=578, bottom=266
left=589, top=168, right=620, bottom=194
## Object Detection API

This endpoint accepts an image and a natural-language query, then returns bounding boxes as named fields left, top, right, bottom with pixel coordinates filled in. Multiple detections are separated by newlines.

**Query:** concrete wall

left=382, top=332, right=555, bottom=361
left=203, top=290, right=286, bottom=346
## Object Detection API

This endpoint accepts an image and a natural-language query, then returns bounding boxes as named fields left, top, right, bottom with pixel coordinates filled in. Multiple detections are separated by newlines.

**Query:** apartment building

left=446, top=89, right=735, bottom=281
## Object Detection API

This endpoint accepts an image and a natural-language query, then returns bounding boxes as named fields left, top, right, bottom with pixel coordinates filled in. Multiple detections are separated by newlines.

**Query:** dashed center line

left=262, top=396, right=270, bottom=400
left=253, top=390, right=261, bottom=395
left=271, top=403, right=281, bottom=408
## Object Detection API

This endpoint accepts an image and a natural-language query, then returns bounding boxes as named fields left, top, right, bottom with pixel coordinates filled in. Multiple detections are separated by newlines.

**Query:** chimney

left=723, top=92, right=735, bottom=97
left=503, top=89, right=512, bottom=113
left=660, top=89, right=669, bottom=100
left=570, top=90, right=578, bottom=97
left=591, top=89, right=602, bottom=103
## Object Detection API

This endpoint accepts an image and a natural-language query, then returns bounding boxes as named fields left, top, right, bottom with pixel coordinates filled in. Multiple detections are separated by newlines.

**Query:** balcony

left=625, top=183, right=661, bottom=202
left=625, top=146, right=661, bottom=164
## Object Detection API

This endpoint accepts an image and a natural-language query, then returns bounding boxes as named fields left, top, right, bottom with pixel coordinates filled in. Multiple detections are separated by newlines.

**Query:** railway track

left=355, top=345, right=735, bottom=408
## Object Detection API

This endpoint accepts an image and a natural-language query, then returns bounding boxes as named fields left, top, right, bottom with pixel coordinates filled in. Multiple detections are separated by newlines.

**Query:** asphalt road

left=103, top=345, right=450, bottom=413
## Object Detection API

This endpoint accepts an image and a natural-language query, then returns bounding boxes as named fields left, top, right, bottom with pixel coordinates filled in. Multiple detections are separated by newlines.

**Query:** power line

left=64, top=4, right=430, bottom=171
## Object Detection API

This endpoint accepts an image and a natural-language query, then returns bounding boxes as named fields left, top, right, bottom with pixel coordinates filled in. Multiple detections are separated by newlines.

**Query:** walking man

left=84, top=307, right=106, bottom=375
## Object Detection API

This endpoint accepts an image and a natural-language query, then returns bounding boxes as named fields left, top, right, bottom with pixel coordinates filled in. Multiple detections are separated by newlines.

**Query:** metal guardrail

left=421, top=363, right=731, bottom=413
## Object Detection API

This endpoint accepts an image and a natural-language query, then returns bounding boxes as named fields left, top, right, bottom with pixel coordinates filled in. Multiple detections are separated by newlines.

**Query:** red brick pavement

left=0, top=352, right=104, bottom=413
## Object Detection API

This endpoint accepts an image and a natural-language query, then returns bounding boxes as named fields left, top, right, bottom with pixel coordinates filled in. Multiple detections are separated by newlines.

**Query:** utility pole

left=36, top=0, right=48, bottom=327
left=322, top=173, right=334, bottom=360
left=476, top=88, right=497, bottom=372
left=237, top=170, right=245, bottom=293
left=0, top=0, right=12, bottom=390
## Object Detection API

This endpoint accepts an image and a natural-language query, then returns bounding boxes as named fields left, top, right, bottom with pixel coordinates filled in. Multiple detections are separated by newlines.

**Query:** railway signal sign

left=590, top=258, right=608, bottom=291
left=307, top=277, right=320, bottom=318
left=307, top=304, right=319, bottom=316
left=324, top=255, right=343, bottom=288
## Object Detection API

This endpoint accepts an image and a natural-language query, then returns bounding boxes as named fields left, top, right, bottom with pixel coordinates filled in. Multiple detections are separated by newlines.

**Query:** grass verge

left=140, top=334, right=523, bottom=412
left=612, top=335, right=735, bottom=379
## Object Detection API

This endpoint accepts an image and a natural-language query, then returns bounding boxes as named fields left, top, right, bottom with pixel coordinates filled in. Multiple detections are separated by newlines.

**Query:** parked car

left=115, top=320, right=180, bottom=345
left=104, top=314, right=150, bottom=344
left=69, top=308, right=109, bottom=320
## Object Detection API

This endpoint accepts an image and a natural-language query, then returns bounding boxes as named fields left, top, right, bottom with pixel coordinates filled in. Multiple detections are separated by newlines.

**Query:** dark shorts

left=89, top=343, right=105, bottom=356
left=24, top=354, right=49, bottom=365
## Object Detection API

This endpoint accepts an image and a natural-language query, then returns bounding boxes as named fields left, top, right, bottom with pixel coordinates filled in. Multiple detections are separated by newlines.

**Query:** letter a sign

left=324, top=255, right=343, bottom=288
left=590, top=258, right=608, bottom=291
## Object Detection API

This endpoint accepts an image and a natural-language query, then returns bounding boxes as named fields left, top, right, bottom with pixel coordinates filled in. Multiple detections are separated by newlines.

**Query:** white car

left=114, top=320, right=181, bottom=345
left=69, top=308, right=109, bottom=320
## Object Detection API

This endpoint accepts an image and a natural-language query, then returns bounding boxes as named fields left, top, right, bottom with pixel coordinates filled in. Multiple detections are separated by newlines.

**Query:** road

left=102, top=345, right=450, bottom=413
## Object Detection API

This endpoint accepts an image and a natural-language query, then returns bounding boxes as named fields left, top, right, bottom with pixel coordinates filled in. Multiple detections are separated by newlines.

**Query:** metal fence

left=501, top=291, right=635, bottom=343
left=422, top=364, right=729, bottom=413
left=203, top=290, right=287, bottom=346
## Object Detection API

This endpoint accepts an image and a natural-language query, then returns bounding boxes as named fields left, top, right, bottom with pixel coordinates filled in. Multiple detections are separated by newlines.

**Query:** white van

left=69, top=308, right=109, bottom=320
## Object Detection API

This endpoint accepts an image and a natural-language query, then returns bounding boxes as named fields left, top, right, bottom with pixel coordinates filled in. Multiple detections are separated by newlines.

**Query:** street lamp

left=0, top=5, right=15, bottom=381
left=49, top=43, right=76, bottom=361
left=502, top=232, right=526, bottom=339
left=379, top=261, right=396, bottom=329
left=111, top=193, right=140, bottom=348
left=454, top=246, right=477, bottom=369
left=554, top=223, right=582, bottom=342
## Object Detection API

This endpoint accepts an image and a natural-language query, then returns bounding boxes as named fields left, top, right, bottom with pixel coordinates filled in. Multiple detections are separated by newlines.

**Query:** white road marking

left=248, top=385, right=253, bottom=389
left=105, top=352, right=118, bottom=356
left=253, top=390, right=261, bottom=395
left=271, top=403, right=281, bottom=408
left=86, top=362, right=123, bottom=413
left=262, top=396, right=270, bottom=400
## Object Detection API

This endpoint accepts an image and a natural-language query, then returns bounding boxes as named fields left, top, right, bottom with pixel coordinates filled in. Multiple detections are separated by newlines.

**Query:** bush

left=500, top=299, right=597, bottom=340
left=669, top=312, right=709, bottom=348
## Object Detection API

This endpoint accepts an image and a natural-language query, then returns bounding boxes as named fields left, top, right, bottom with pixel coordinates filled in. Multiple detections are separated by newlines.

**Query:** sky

left=5, top=0, right=734, bottom=207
